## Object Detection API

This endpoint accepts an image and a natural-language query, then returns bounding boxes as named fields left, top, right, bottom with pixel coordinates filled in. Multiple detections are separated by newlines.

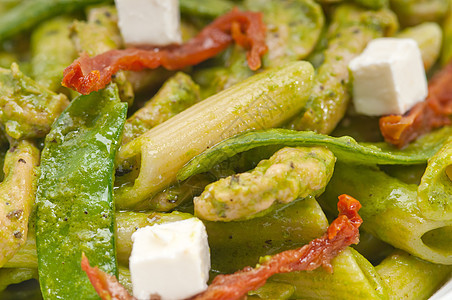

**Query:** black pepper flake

left=18, top=158, right=26, bottom=164
left=290, top=162, right=295, bottom=169
left=13, top=231, right=23, bottom=239
left=102, top=214, right=107, bottom=218
left=228, top=235, right=233, bottom=239
left=84, top=211, right=88, bottom=214
left=6, top=209, right=23, bottom=220
left=64, top=218, right=68, bottom=221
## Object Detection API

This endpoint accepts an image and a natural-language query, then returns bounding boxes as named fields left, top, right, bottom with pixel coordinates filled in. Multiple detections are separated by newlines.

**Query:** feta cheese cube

left=115, top=0, right=182, bottom=46
left=129, top=218, right=210, bottom=300
left=349, top=38, right=428, bottom=116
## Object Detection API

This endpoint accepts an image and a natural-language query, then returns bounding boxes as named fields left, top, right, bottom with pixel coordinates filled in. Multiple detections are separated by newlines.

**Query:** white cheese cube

left=115, top=0, right=182, bottom=46
left=349, top=38, right=428, bottom=116
left=130, top=218, right=210, bottom=300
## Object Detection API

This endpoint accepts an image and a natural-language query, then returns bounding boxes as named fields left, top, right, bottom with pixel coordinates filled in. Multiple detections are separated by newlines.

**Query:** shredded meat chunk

left=62, top=8, right=267, bottom=95
left=82, top=194, right=362, bottom=300
left=379, top=61, right=452, bottom=148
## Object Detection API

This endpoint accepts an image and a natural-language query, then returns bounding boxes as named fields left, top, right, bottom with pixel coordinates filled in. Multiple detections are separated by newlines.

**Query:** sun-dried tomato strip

left=379, top=61, right=452, bottom=148
left=190, top=194, right=362, bottom=300
left=62, top=8, right=267, bottom=95
left=81, top=194, right=362, bottom=300
left=81, top=253, right=136, bottom=300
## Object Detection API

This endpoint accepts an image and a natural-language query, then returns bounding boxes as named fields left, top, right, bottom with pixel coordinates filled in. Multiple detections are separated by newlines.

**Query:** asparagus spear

left=194, top=146, right=335, bottom=221
left=121, top=72, right=201, bottom=145
left=0, top=63, right=69, bottom=140
left=31, top=17, right=77, bottom=92
left=286, top=4, right=398, bottom=134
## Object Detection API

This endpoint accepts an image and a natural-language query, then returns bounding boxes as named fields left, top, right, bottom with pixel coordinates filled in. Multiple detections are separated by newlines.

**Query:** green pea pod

left=31, top=17, right=77, bottom=92
left=0, top=0, right=112, bottom=42
left=376, top=250, right=452, bottom=300
left=286, top=4, right=398, bottom=134
left=35, top=84, right=127, bottom=299
left=320, top=162, right=452, bottom=264
left=0, top=63, right=69, bottom=140
left=418, top=138, right=452, bottom=221
left=177, top=127, right=452, bottom=181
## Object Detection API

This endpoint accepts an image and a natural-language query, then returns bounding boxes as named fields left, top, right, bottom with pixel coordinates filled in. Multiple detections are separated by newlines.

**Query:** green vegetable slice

left=178, top=127, right=452, bottom=181
left=35, top=84, right=127, bottom=299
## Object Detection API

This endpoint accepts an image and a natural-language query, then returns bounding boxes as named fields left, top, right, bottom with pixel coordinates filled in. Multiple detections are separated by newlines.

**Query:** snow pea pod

left=35, top=84, right=127, bottom=299
left=178, top=127, right=452, bottom=181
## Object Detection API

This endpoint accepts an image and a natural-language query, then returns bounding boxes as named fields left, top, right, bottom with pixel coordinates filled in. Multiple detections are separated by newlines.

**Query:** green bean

left=376, top=250, right=452, bottom=300
left=121, top=72, right=201, bottom=145
left=286, top=4, right=398, bottom=134
left=178, top=127, right=452, bottom=181
left=319, top=162, right=452, bottom=264
left=0, top=63, right=69, bottom=140
left=396, top=22, right=442, bottom=71
left=31, top=17, right=77, bottom=92
left=390, top=0, right=449, bottom=27
left=0, top=0, right=112, bottom=43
